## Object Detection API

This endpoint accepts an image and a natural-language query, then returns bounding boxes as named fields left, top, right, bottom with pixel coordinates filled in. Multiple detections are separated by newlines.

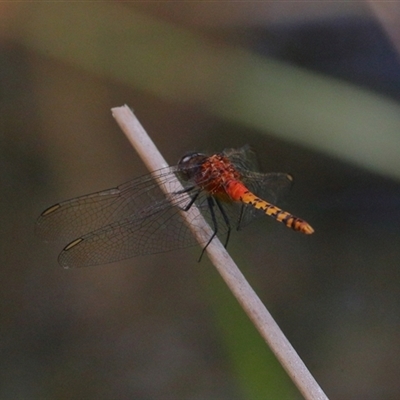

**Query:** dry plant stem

left=111, top=105, right=329, bottom=400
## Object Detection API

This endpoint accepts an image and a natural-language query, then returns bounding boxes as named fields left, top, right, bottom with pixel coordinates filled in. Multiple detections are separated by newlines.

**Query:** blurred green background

left=1, top=3, right=400, bottom=399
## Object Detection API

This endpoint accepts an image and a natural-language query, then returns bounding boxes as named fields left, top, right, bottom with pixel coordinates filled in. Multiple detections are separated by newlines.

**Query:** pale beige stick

left=111, top=105, right=329, bottom=400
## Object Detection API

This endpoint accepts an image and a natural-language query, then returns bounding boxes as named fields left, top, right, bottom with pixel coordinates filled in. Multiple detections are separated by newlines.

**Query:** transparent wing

left=56, top=190, right=237, bottom=268
left=238, top=171, right=294, bottom=228
left=36, top=166, right=179, bottom=242
left=223, top=145, right=293, bottom=201
left=224, top=145, right=294, bottom=228
left=241, top=171, right=293, bottom=203
left=222, top=145, right=260, bottom=172
left=37, top=166, right=235, bottom=268
left=57, top=195, right=195, bottom=268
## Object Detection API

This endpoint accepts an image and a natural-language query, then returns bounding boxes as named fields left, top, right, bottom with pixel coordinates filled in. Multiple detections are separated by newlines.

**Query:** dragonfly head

left=177, top=152, right=207, bottom=181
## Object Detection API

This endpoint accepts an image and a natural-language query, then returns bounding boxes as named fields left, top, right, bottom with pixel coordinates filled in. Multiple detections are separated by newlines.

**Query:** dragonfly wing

left=37, top=187, right=126, bottom=242
left=58, top=190, right=227, bottom=268
left=36, top=166, right=178, bottom=242
left=223, top=145, right=260, bottom=172
left=241, top=171, right=293, bottom=203
left=59, top=204, right=194, bottom=267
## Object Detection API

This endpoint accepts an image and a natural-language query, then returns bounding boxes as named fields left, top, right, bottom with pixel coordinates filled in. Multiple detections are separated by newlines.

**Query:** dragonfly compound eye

left=177, top=152, right=207, bottom=180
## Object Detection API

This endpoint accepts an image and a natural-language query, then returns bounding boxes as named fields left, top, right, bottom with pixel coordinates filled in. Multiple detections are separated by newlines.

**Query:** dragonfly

left=36, top=145, right=314, bottom=268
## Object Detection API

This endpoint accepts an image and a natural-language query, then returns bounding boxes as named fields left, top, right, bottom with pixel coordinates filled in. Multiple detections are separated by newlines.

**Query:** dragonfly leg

left=214, top=198, right=231, bottom=248
left=175, top=186, right=201, bottom=212
left=237, top=204, right=246, bottom=231
left=198, top=196, right=218, bottom=261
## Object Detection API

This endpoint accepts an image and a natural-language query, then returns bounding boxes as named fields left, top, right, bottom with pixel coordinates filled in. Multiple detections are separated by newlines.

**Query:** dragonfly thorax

left=178, top=152, right=242, bottom=201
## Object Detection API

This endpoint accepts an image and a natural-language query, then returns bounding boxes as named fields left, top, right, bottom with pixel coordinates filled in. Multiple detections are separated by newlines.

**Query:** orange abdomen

left=225, top=180, right=314, bottom=234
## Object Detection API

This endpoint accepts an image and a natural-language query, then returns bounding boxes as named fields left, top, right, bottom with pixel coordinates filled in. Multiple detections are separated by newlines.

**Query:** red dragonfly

left=36, top=145, right=313, bottom=268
